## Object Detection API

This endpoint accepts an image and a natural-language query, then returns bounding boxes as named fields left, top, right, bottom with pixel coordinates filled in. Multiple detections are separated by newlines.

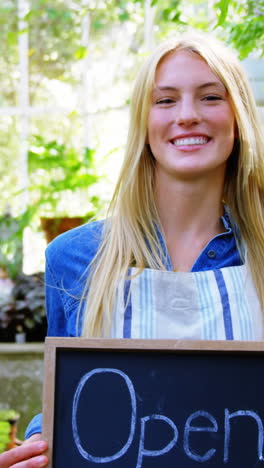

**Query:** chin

left=170, top=164, right=226, bottom=180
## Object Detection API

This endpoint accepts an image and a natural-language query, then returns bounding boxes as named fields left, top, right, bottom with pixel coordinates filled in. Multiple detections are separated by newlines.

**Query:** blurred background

left=0, top=0, right=263, bottom=446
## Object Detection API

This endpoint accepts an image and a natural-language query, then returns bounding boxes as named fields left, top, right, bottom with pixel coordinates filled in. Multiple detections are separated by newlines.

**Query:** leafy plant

left=0, top=136, right=102, bottom=276
left=27, top=135, right=101, bottom=218
left=0, top=273, right=46, bottom=341
left=214, top=0, right=264, bottom=58
left=0, top=421, right=10, bottom=454
left=0, top=410, right=20, bottom=453
left=0, top=410, right=20, bottom=423
left=0, top=213, right=23, bottom=279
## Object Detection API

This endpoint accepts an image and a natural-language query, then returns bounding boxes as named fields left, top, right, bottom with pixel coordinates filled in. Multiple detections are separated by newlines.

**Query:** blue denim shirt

left=25, top=211, right=242, bottom=438
left=45, top=212, right=242, bottom=337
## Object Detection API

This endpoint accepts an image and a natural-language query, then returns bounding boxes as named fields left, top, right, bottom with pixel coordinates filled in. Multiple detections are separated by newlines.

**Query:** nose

left=175, top=96, right=201, bottom=126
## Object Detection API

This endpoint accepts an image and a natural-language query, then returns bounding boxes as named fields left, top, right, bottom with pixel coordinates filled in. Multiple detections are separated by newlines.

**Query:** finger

left=23, top=435, right=42, bottom=445
left=12, top=454, right=48, bottom=468
left=0, top=441, right=48, bottom=468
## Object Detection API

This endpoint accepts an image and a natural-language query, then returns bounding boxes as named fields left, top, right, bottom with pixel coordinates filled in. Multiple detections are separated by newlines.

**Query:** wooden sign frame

left=42, top=338, right=264, bottom=468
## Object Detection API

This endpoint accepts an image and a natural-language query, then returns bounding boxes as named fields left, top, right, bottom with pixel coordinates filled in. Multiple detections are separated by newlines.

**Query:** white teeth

left=173, top=137, right=209, bottom=146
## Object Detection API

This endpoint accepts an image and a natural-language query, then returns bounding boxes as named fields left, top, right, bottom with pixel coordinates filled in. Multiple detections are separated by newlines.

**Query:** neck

left=156, top=173, right=224, bottom=229
left=154, top=174, right=225, bottom=271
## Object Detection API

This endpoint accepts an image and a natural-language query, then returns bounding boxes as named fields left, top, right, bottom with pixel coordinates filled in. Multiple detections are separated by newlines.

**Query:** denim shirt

left=46, top=212, right=242, bottom=338
left=25, top=211, right=242, bottom=438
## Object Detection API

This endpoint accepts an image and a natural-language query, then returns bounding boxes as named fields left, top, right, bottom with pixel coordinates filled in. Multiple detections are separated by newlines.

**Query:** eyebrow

left=153, top=81, right=226, bottom=93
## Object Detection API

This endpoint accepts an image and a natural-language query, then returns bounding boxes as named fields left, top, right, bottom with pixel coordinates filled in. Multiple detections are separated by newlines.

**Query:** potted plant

left=0, top=409, right=20, bottom=452
left=0, top=421, right=11, bottom=453
left=0, top=137, right=103, bottom=278
left=26, top=135, right=102, bottom=242
left=0, top=273, right=46, bottom=342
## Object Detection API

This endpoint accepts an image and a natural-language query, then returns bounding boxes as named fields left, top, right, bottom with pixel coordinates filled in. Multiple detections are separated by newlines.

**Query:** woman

left=1, top=30, right=264, bottom=467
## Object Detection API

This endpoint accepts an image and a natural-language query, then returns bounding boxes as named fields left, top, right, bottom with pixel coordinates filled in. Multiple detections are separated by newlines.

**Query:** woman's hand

left=0, top=434, right=48, bottom=468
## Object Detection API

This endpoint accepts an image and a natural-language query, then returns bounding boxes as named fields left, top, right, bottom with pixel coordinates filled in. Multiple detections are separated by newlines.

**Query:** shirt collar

left=155, top=205, right=235, bottom=271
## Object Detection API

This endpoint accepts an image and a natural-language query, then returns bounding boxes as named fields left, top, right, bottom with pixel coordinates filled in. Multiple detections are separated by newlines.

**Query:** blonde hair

left=80, top=31, right=264, bottom=337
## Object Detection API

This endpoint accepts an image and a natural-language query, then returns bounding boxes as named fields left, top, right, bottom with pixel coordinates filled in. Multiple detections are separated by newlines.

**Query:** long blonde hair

left=81, top=31, right=264, bottom=337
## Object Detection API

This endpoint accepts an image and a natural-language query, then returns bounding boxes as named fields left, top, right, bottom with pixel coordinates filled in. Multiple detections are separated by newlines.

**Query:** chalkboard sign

left=42, top=338, right=264, bottom=468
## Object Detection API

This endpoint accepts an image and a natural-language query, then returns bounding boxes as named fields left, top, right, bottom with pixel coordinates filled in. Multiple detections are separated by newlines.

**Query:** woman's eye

left=156, top=98, right=175, bottom=104
left=203, top=95, right=222, bottom=101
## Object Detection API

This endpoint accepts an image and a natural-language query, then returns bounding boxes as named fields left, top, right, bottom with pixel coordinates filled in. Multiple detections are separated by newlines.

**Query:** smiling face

left=147, top=49, right=236, bottom=184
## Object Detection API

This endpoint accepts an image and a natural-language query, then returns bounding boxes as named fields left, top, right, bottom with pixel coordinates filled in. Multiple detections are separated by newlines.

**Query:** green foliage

left=27, top=1, right=82, bottom=83
left=0, top=135, right=102, bottom=277
left=214, top=0, right=264, bottom=58
left=153, top=0, right=264, bottom=58
left=0, top=2, right=18, bottom=106
left=74, top=45, right=88, bottom=60
left=0, top=410, right=20, bottom=423
left=215, top=0, right=230, bottom=26
left=227, top=15, right=264, bottom=59
left=0, top=214, right=23, bottom=279
left=0, top=409, right=20, bottom=453
left=0, top=421, right=10, bottom=454
left=26, top=135, right=100, bottom=217
left=161, top=0, right=183, bottom=23
left=0, top=0, right=263, bottom=239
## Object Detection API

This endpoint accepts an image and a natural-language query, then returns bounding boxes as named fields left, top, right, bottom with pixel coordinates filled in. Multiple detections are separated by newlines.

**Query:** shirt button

left=207, top=250, right=216, bottom=259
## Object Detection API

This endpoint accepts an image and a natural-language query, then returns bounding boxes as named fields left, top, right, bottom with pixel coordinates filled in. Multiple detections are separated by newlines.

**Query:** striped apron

left=111, top=265, right=264, bottom=341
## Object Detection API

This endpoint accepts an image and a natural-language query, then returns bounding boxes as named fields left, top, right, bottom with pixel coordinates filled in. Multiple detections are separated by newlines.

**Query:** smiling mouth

left=171, top=136, right=210, bottom=146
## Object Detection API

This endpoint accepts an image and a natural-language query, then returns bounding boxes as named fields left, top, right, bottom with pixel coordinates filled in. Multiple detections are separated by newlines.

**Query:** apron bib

left=111, top=265, right=264, bottom=341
